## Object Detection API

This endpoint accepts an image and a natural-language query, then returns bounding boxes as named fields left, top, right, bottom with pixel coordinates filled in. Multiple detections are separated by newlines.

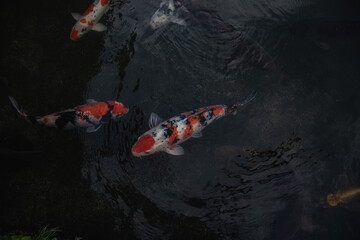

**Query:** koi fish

left=8, top=97, right=128, bottom=133
left=150, top=0, right=275, bottom=71
left=70, top=0, right=111, bottom=40
left=150, top=0, right=187, bottom=29
left=132, top=90, right=256, bottom=157
left=326, top=188, right=360, bottom=207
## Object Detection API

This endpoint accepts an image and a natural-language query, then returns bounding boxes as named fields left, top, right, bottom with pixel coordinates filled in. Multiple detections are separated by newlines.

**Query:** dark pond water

left=1, top=0, right=360, bottom=239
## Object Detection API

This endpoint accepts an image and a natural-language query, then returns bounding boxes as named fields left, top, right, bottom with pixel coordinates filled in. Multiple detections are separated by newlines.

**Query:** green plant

left=34, top=226, right=60, bottom=240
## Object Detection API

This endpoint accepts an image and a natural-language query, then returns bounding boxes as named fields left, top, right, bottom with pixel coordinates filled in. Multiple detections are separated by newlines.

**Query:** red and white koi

left=8, top=97, right=128, bottom=133
left=132, top=91, right=256, bottom=157
left=70, top=0, right=111, bottom=40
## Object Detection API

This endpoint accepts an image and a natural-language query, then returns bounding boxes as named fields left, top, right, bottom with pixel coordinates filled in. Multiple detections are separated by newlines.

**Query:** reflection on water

left=1, top=0, right=360, bottom=239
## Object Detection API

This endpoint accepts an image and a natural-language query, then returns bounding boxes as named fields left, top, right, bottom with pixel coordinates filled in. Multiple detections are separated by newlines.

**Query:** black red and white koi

left=132, top=91, right=256, bottom=157
left=70, top=0, right=111, bottom=40
left=8, top=97, right=128, bottom=133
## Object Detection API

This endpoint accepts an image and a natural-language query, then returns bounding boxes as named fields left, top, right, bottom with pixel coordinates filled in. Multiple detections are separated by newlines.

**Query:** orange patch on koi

left=77, top=102, right=109, bottom=120
left=82, top=4, right=95, bottom=16
left=213, top=107, right=224, bottom=116
left=183, top=124, right=193, bottom=139
left=43, top=118, right=49, bottom=123
left=70, top=29, right=79, bottom=40
left=101, top=0, right=110, bottom=6
left=88, top=21, right=94, bottom=26
left=108, top=101, right=128, bottom=114
left=183, top=115, right=200, bottom=139
left=80, top=18, right=87, bottom=24
left=132, top=134, right=155, bottom=153
left=201, top=112, right=207, bottom=118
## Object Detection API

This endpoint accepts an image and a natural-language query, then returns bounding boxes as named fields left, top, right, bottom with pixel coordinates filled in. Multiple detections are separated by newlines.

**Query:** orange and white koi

left=132, top=91, right=256, bottom=157
left=8, top=97, right=128, bottom=133
left=70, top=0, right=111, bottom=40
left=326, top=188, right=360, bottom=207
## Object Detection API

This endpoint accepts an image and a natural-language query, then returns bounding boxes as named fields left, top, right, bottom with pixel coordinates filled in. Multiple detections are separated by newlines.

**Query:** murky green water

left=1, top=0, right=360, bottom=239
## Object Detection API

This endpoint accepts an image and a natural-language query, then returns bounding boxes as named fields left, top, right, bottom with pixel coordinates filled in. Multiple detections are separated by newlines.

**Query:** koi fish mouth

left=70, top=24, right=89, bottom=40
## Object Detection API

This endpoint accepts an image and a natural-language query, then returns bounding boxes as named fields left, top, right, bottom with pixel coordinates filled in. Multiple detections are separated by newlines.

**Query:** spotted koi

left=132, top=90, right=256, bottom=157
left=70, top=0, right=111, bottom=40
left=8, top=97, right=128, bottom=133
left=150, top=0, right=187, bottom=29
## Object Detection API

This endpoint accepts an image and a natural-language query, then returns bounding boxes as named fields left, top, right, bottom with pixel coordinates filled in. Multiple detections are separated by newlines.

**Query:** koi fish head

left=108, top=101, right=129, bottom=119
left=132, top=134, right=156, bottom=157
left=70, top=22, right=90, bottom=40
left=132, top=131, right=166, bottom=157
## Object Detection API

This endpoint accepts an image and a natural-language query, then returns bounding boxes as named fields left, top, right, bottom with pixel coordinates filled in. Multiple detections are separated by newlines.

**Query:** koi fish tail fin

left=228, top=90, right=257, bottom=115
left=239, top=90, right=257, bottom=106
left=8, top=96, right=28, bottom=118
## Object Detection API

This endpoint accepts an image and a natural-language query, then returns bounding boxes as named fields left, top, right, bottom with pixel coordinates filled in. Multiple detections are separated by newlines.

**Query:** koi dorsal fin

left=86, top=99, right=97, bottom=104
left=149, top=112, right=163, bottom=128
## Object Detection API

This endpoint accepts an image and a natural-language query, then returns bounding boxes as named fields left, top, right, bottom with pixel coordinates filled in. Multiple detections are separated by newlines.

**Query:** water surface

left=1, top=0, right=360, bottom=239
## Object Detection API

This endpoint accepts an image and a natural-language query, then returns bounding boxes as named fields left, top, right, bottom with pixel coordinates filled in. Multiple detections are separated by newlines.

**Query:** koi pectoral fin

left=165, top=145, right=184, bottom=156
left=92, top=23, right=107, bottom=32
left=86, top=124, right=103, bottom=133
left=71, top=12, right=82, bottom=21
left=192, top=131, right=203, bottom=138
